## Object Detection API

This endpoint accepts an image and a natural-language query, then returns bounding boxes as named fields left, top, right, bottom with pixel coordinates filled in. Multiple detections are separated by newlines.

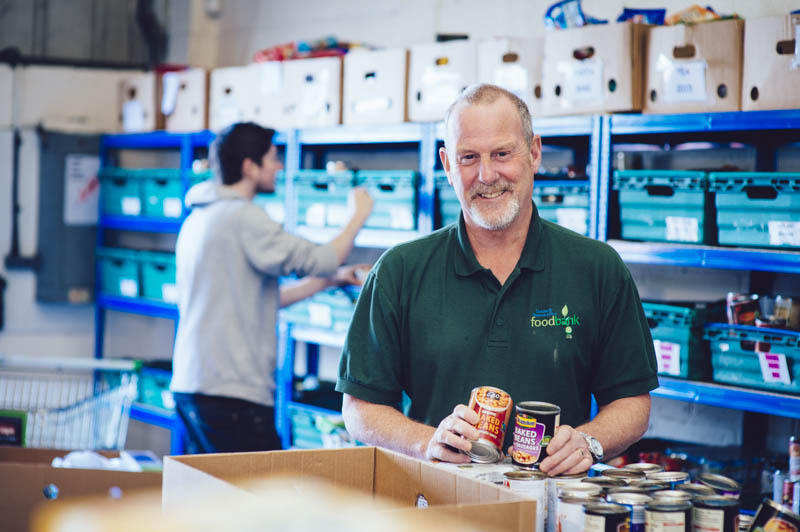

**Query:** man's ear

left=530, top=135, right=543, bottom=173
left=439, top=146, right=453, bottom=186
left=241, top=157, right=256, bottom=180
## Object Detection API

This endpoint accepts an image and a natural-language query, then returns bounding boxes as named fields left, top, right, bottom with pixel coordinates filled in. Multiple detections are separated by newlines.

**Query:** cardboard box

left=0, top=63, right=12, bottom=127
left=409, top=40, right=478, bottom=122
left=162, top=68, right=209, bottom=132
left=15, top=66, right=141, bottom=132
left=162, top=447, right=535, bottom=532
left=118, top=72, right=159, bottom=132
left=644, top=18, right=743, bottom=114
left=343, top=48, right=409, bottom=126
left=249, top=61, right=295, bottom=131
left=0, top=447, right=161, bottom=532
left=282, top=56, right=343, bottom=128
left=542, top=21, right=647, bottom=116
left=741, top=14, right=800, bottom=111
left=209, top=65, right=257, bottom=132
left=478, top=38, right=544, bottom=117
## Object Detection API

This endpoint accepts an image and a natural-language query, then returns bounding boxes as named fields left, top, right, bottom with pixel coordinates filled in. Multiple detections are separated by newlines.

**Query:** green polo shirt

left=336, top=202, right=658, bottom=448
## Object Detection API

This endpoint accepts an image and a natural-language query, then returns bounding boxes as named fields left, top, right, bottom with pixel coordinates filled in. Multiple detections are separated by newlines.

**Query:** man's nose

left=477, top=156, right=498, bottom=183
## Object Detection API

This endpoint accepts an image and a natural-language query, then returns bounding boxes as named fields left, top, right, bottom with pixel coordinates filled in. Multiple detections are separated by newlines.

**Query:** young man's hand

left=348, top=187, right=374, bottom=225
left=330, top=264, right=372, bottom=286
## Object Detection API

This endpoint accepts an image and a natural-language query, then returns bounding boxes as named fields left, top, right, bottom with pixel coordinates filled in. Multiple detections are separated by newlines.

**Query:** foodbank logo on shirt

left=530, top=305, right=580, bottom=339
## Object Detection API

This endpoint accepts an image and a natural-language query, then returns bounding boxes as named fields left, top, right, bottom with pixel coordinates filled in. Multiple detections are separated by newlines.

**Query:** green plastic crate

left=138, top=368, right=174, bottom=410
left=292, top=170, right=354, bottom=228
left=614, top=170, right=712, bottom=244
left=705, top=323, right=800, bottom=394
left=139, top=250, right=177, bottom=303
left=709, top=172, right=800, bottom=249
left=643, top=302, right=708, bottom=380
left=141, top=169, right=184, bottom=218
left=355, top=170, right=419, bottom=230
left=534, top=181, right=590, bottom=236
left=97, top=247, right=140, bottom=298
left=435, top=171, right=460, bottom=228
left=99, top=168, right=145, bottom=217
left=289, top=406, right=325, bottom=449
left=281, top=287, right=356, bottom=332
left=253, top=170, right=286, bottom=224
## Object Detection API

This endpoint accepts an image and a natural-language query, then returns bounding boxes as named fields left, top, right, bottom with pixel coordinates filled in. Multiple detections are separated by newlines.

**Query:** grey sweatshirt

left=170, top=181, right=338, bottom=406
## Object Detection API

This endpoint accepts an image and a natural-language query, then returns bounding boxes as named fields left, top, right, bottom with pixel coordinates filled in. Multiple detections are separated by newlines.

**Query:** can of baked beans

left=625, top=463, right=665, bottom=476
left=503, top=470, right=549, bottom=532
left=692, top=495, right=739, bottom=532
left=511, top=401, right=561, bottom=469
left=584, top=502, right=631, bottom=532
left=466, top=386, right=513, bottom=463
left=649, top=471, right=690, bottom=490
left=645, top=500, right=691, bottom=532
left=676, top=483, right=716, bottom=499
left=750, top=498, right=800, bottom=532
left=558, top=494, right=602, bottom=532
left=603, top=467, right=647, bottom=483
left=607, top=492, right=654, bottom=532
left=652, top=490, right=694, bottom=503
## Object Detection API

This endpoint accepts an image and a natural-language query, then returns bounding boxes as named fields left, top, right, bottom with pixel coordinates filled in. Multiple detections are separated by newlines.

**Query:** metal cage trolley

left=0, top=354, right=140, bottom=449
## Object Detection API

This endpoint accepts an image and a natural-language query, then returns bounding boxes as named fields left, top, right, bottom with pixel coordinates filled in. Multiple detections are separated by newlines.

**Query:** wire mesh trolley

left=0, top=354, right=140, bottom=449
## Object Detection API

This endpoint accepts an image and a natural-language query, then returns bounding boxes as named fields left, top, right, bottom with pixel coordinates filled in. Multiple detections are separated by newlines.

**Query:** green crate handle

left=743, top=185, right=778, bottom=200
left=312, top=182, right=329, bottom=190
left=377, top=183, right=395, bottom=192
left=645, top=185, right=676, bottom=197
left=540, top=193, right=565, bottom=205
left=112, top=178, right=127, bottom=187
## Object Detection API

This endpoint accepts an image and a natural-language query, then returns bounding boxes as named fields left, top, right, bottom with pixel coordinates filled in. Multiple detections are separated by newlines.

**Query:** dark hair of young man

left=212, top=122, right=276, bottom=185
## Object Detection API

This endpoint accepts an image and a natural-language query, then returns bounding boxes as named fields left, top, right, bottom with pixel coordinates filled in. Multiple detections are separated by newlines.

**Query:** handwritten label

left=120, top=279, right=138, bottom=298
left=758, top=351, right=791, bottom=385
left=768, top=221, right=800, bottom=246
left=654, top=340, right=681, bottom=376
left=666, top=216, right=700, bottom=242
left=559, top=59, right=603, bottom=104
left=662, top=59, right=707, bottom=103
left=121, top=196, right=141, bottom=216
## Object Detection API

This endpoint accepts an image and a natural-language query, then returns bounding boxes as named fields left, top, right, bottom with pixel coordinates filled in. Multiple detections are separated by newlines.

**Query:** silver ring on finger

left=578, top=448, right=588, bottom=460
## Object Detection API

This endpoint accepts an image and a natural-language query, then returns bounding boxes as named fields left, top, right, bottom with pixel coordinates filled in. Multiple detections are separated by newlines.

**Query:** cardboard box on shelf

left=118, top=72, right=159, bottom=132
left=248, top=61, right=295, bottom=131
left=0, top=63, right=12, bottom=127
left=15, top=65, right=141, bottom=133
left=542, top=21, right=647, bottom=116
left=282, top=56, right=343, bottom=129
left=408, top=40, right=477, bottom=122
left=343, top=48, right=409, bottom=126
left=161, top=447, right=535, bottom=532
left=0, top=447, right=161, bottom=532
left=741, top=14, right=800, bottom=111
left=209, top=65, right=257, bottom=132
left=478, top=38, right=544, bottom=118
left=162, top=68, right=209, bottom=132
left=644, top=18, right=743, bottom=114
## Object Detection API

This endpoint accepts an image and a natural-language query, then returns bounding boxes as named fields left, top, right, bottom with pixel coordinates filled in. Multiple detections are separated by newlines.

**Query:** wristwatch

left=577, top=431, right=604, bottom=463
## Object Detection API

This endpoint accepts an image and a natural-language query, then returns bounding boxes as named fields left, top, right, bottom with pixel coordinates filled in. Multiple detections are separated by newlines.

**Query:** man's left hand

left=537, top=424, right=593, bottom=476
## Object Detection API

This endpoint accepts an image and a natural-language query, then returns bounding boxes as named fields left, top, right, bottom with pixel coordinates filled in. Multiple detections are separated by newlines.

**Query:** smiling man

left=337, top=84, right=658, bottom=474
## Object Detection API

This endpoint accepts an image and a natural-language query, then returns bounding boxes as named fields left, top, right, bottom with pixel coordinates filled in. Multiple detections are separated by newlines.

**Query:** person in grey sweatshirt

left=170, top=122, right=373, bottom=453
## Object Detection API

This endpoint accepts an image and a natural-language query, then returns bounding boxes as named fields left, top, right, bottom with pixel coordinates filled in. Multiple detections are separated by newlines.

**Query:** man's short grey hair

left=442, top=84, right=534, bottom=152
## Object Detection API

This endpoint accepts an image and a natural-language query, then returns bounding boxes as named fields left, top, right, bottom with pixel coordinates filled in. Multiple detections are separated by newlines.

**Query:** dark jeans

left=173, top=393, right=281, bottom=454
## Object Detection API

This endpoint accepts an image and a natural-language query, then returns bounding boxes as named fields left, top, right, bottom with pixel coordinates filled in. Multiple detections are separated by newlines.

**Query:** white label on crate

left=555, top=208, right=588, bottom=235
left=660, top=58, right=707, bottom=103
left=768, top=221, right=800, bottom=246
left=558, top=59, right=603, bottom=103
left=646, top=509, right=686, bottom=531
left=421, top=67, right=462, bottom=108
left=758, top=351, right=792, bottom=385
left=389, top=206, right=415, bottom=230
left=654, top=340, right=682, bottom=376
left=120, top=279, right=138, bottom=298
left=121, top=196, right=141, bottom=216
left=63, top=154, right=100, bottom=226
left=493, top=64, right=528, bottom=97
left=666, top=216, right=700, bottom=242
left=692, top=507, right=724, bottom=532
left=161, top=390, right=175, bottom=410
left=122, top=100, right=146, bottom=132
left=163, top=198, right=183, bottom=218
left=264, top=203, right=285, bottom=224
left=308, top=302, right=332, bottom=328
left=305, top=203, right=327, bottom=226
left=161, top=284, right=179, bottom=304
left=326, top=204, right=349, bottom=226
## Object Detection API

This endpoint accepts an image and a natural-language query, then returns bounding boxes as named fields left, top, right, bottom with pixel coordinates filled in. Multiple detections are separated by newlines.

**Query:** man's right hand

left=424, top=404, right=480, bottom=463
left=348, top=187, right=374, bottom=225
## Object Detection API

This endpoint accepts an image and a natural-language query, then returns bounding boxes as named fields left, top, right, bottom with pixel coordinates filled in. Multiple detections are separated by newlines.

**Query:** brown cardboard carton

left=161, top=446, right=535, bottom=531
left=644, top=18, right=743, bottom=114
left=162, top=68, right=209, bottom=132
left=408, top=40, right=478, bottom=122
left=741, top=14, right=800, bottom=111
left=0, top=64, right=12, bottom=128
left=478, top=37, right=544, bottom=118
left=0, top=447, right=161, bottom=532
left=542, top=21, right=647, bottom=116
left=209, top=65, right=258, bottom=132
left=282, top=56, right=343, bottom=128
left=118, top=72, right=159, bottom=132
left=343, top=48, right=409, bottom=126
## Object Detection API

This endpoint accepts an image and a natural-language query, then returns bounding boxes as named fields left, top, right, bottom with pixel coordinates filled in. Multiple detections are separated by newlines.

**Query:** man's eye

left=459, top=154, right=477, bottom=164
left=495, top=151, right=510, bottom=159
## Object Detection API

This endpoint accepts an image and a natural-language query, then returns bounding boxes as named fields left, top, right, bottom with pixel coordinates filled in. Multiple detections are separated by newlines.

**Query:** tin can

left=737, top=514, right=753, bottom=532
left=626, top=463, right=665, bottom=476
left=503, top=470, right=548, bottom=532
left=603, top=468, right=648, bottom=484
left=466, top=386, right=513, bottom=463
left=750, top=497, right=800, bottom=532
left=698, top=474, right=741, bottom=499
left=633, top=479, right=673, bottom=493
left=511, top=401, right=560, bottom=469
left=558, top=494, right=602, bottom=532
left=652, top=490, right=694, bottom=503
left=692, top=495, right=739, bottom=532
left=650, top=471, right=690, bottom=490
left=777, top=470, right=788, bottom=504
left=585, top=502, right=631, bottom=532
left=584, top=476, right=628, bottom=495
left=608, top=492, right=654, bottom=532
left=791, top=436, right=800, bottom=483
left=561, top=484, right=604, bottom=498
left=645, top=500, right=691, bottom=532
left=794, top=481, right=799, bottom=515
left=785, top=480, right=796, bottom=509
left=677, top=483, right=717, bottom=499
left=609, top=486, right=650, bottom=496
left=548, top=473, right=587, bottom=531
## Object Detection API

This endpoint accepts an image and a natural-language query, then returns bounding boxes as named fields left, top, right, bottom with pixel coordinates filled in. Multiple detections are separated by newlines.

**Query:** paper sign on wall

left=654, top=340, right=681, bottom=376
left=758, top=351, right=791, bottom=385
left=558, top=59, right=603, bottom=104
left=63, top=154, right=100, bottom=226
left=660, top=57, right=707, bottom=103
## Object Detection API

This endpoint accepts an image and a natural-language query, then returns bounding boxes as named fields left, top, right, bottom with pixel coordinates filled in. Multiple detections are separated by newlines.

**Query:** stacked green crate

left=289, top=405, right=325, bottom=449
left=139, top=251, right=177, bottom=303
left=99, top=168, right=145, bottom=217
left=643, top=302, right=708, bottom=380
left=434, top=170, right=460, bottom=228
left=141, top=169, right=184, bottom=218
left=281, top=287, right=356, bottom=332
left=355, top=170, right=419, bottom=230
left=705, top=324, right=800, bottom=394
left=534, top=181, right=590, bottom=236
left=138, top=367, right=175, bottom=410
left=292, top=170, right=354, bottom=228
left=253, top=170, right=286, bottom=224
left=709, top=172, right=800, bottom=249
left=614, top=170, right=712, bottom=244
left=96, top=247, right=140, bottom=298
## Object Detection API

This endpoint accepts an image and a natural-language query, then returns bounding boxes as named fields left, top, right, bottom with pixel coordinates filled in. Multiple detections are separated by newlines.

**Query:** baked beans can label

left=511, top=401, right=561, bottom=469
left=467, top=386, right=512, bottom=456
